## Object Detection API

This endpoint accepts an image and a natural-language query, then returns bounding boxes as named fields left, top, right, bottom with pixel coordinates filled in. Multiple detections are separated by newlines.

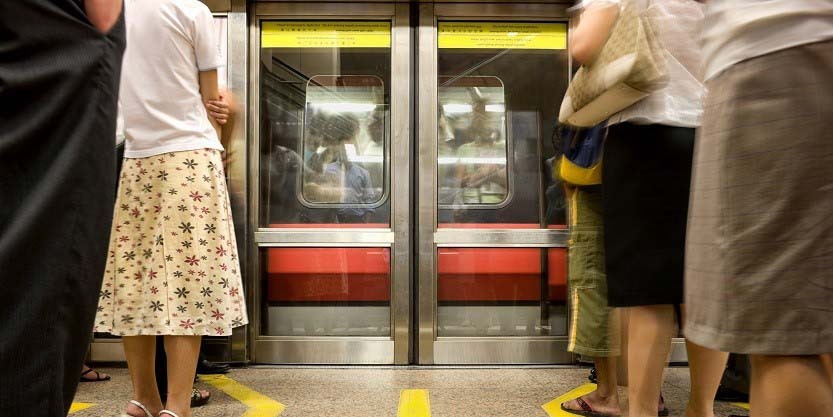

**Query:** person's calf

left=822, top=354, right=833, bottom=389
left=750, top=354, right=833, bottom=417
left=684, top=405, right=716, bottom=417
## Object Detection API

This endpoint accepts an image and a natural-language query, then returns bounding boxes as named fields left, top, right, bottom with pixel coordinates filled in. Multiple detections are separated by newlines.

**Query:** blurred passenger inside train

left=441, top=97, right=508, bottom=207
left=304, top=113, right=377, bottom=223
left=92, top=1, right=249, bottom=417
left=563, top=1, right=729, bottom=417
left=685, top=2, right=833, bottom=416
left=455, top=127, right=507, bottom=205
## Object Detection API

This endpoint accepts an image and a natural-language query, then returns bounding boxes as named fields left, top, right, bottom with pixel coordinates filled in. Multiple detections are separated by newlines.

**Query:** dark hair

left=310, top=113, right=360, bottom=145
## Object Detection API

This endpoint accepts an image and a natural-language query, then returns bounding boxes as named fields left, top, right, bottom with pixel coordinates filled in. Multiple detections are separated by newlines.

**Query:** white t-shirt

left=576, top=0, right=706, bottom=128
left=120, top=0, right=224, bottom=159
left=702, top=1, right=833, bottom=81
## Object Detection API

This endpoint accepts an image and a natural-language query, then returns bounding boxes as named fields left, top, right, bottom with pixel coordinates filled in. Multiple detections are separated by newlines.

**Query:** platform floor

left=71, top=366, right=748, bottom=416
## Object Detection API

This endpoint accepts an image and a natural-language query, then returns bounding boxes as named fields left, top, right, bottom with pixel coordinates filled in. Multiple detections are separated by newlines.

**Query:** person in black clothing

left=155, top=336, right=226, bottom=407
left=0, top=1, right=125, bottom=415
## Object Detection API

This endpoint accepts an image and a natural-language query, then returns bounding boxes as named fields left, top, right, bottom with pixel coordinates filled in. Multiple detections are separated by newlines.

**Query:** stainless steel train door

left=417, top=3, right=574, bottom=364
left=249, top=3, right=411, bottom=364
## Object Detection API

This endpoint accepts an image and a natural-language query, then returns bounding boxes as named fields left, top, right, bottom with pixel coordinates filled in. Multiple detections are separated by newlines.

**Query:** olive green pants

left=567, top=186, right=620, bottom=357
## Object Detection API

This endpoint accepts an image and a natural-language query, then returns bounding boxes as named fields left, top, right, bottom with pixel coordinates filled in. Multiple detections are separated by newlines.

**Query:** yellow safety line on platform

left=398, top=389, right=431, bottom=417
left=201, top=374, right=286, bottom=417
left=542, top=383, right=598, bottom=417
left=68, top=402, right=96, bottom=414
left=731, top=402, right=750, bottom=410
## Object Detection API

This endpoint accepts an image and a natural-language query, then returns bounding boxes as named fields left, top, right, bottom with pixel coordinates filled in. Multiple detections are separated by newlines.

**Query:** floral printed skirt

left=95, top=149, right=248, bottom=336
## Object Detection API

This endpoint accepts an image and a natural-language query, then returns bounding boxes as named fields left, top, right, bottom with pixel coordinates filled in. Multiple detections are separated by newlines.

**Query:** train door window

left=301, top=76, right=387, bottom=213
left=438, top=76, right=510, bottom=208
left=259, top=21, right=392, bottom=228
left=436, top=22, right=569, bottom=229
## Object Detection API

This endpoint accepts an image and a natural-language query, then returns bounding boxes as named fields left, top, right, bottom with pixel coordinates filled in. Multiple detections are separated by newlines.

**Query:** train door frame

left=416, top=2, right=574, bottom=365
left=247, top=2, right=412, bottom=364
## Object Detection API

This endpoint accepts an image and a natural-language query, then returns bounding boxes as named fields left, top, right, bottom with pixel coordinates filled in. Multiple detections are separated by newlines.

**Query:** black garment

left=155, top=338, right=221, bottom=400
left=155, top=336, right=169, bottom=398
left=601, top=123, right=695, bottom=307
left=716, top=354, right=751, bottom=402
left=0, top=1, right=125, bottom=415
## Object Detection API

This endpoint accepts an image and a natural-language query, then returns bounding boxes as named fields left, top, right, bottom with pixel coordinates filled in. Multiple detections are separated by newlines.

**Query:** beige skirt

left=95, top=149, right=248, bottom=336
left=684, top=40, right=833, bottom=355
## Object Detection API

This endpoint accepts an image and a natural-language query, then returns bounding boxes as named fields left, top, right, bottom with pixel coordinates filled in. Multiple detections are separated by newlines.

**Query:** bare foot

left=561, top=389, right=622, bottom=416
left=123, top=400, right=161, bottom=417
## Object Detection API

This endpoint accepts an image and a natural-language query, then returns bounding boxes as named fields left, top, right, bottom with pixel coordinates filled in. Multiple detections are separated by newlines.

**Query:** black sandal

left=80, top=368, right=111, bottom=382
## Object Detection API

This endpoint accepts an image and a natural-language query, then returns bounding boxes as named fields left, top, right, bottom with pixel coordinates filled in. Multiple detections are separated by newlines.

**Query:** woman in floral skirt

left=94, top=1, right=247, bottom=417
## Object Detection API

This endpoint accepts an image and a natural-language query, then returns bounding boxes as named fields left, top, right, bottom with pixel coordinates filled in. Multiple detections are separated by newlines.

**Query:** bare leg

left=685, top=340, right=729, bottom=417
left=122, top=336, right=164, bottom=417
left=822, top=354, right=833, bottom=388
left=681, top=305, right=729, bottom=417
left=563, top=356, right=622, bottom=415
left=627, top=305, right=676, bottom=417
left=750, top=355, right=833, bottom=417
left=163, top=335, right=202, bottom=417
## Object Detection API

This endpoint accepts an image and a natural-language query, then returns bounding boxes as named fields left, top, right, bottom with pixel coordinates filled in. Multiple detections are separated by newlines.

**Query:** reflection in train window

left=259, top=22, right=392, bottom=227
left=436, top=22, right=570, bottom=227
left=438, top=76, right=510, bottom=207
left=301, top=76, right=387, bottom=220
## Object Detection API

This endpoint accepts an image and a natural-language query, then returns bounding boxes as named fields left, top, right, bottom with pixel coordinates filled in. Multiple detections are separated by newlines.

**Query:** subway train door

left=416, top=3, right=573, bottom=364
left=251, top=3, right=411, bottom=364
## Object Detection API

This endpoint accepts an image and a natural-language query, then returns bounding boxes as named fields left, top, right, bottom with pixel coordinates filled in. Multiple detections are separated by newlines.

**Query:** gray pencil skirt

left=684, top=40, right=833, bottom=355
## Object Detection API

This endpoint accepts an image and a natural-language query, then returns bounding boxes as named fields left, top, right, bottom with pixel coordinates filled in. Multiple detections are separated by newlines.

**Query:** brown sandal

left=560, top=397, right=621, bottom=417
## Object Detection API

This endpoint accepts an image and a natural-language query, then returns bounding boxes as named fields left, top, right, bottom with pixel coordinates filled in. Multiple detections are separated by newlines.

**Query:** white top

left=702, top=0, right=833, bottom=81
left=120, top=0, right=224, bottom=159
left=579, top=0, right=706, bottom=128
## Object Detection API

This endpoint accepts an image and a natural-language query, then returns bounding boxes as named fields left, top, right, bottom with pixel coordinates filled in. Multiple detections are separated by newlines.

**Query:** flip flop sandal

left=560, top=397, right=621, bottom=417
left=160, top=411, right=181, bottom=417
left=80, top=368, right=111, bottom=382
left=120, top=400, right=153, bottom=417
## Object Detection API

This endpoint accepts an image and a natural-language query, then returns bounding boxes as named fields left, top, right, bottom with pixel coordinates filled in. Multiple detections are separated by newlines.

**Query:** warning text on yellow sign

left=262, top=21, right=391, bottom=49
left=439, top=22, right=566, bottom=50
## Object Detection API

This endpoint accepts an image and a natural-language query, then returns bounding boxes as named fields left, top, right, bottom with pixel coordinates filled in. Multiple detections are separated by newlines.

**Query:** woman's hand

left=206, top=94, right=231, bottom=125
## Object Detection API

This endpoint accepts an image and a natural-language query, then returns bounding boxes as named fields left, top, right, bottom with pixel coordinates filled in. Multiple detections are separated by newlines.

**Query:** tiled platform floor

left=72, top=366, right=748, bottom=416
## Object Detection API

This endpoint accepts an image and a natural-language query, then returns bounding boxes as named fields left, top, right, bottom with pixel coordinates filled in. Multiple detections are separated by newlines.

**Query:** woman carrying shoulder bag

left=567, top=1, right=729, bottom=416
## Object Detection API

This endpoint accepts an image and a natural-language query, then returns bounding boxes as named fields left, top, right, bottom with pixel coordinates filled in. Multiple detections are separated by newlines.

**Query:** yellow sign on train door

left=262, top=21, right=391, bottom=49
left=438, top=22, right=566, bottom=50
